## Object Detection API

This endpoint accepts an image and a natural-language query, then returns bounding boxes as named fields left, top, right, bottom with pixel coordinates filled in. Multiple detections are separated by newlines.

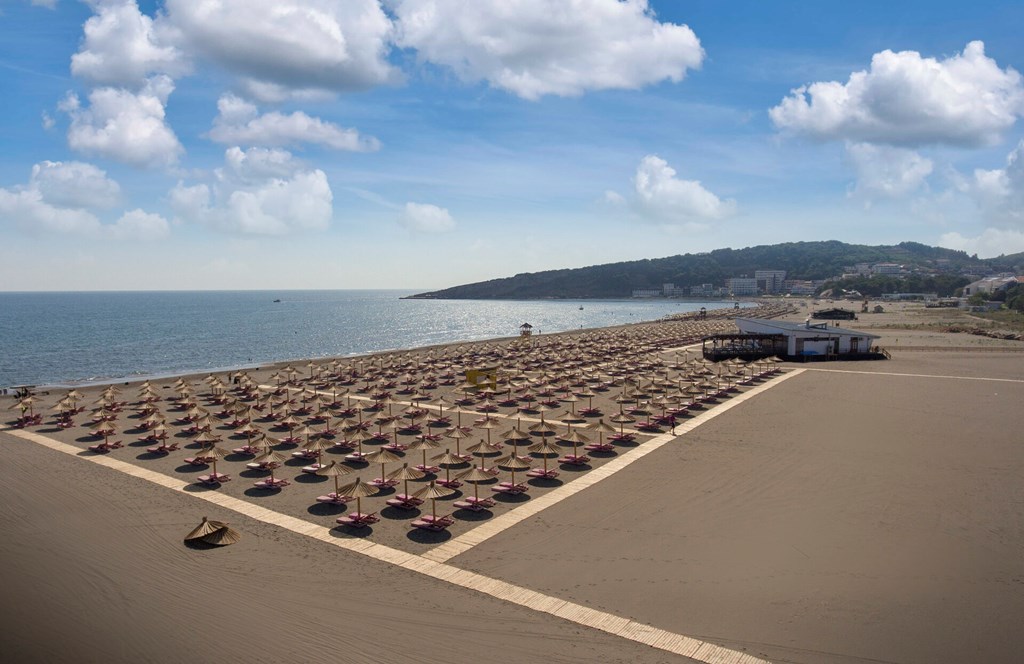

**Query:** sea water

left=0, top=290, right=743, bottom=387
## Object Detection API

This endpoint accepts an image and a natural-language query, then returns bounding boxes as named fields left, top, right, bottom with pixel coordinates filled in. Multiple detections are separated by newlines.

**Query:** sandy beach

left=2, top=301, right=1023, bottom=663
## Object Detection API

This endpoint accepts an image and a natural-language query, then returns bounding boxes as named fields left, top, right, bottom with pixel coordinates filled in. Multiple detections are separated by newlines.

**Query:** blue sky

left=2, top=0, right=1023, bottom=290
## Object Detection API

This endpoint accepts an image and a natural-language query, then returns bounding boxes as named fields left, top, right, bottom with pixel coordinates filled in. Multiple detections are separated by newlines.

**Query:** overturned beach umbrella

left=184, top=517, right=240, bottom=546
left=184, top=516, right=224, bottom=542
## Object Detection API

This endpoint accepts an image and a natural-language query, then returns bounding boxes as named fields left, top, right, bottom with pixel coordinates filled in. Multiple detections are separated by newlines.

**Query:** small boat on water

left=273, top=299, right=281, bottom=303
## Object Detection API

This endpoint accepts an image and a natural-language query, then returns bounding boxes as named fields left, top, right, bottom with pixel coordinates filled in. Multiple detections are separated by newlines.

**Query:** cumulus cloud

left=109, top=208, right=170, bottom=240
left=0, top=187, right=102, bottom=235
left=208, top=94, right=379, bottom=151
left=62, top=75, right=184, bottom=168
left=169, top=147, right=333, bottom=235
left=963, top=140, right=1024, bottom=225
left=399, top=202, right=455, bottom=232
left=611, top=155, right=735, bottom=227
left=30, top=160, right=121, bottom=209
left=0, top=160, right=166, bottom=240
left=845, top=142, right=933, bottom=201
left=160, top=0, right=395, bottom=98
left=391, top=0, right=704, bottom=100
left=939, top=228, right=1024, bottom=257
left=770, top=41, right=1024, bottom=147
left=72, top=0, right=187, bottom=87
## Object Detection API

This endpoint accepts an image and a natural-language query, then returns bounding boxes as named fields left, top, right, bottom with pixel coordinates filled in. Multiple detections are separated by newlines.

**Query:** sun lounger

left=197, top=473, right=230, bottom=485
left=184, top=456, right=212, bottom=466
left=414, top=464, right=441, bottom=474
left=435, top=478, right=462, bottom=489
left=411, top=518, right=451, bottom=531
left=453, top=500, right=490, bottom=511
left=526, top=468, right=559, bottom=479
left=492, top=482, right=529, bottom=494
left=559, top=454, right=590, bottom=465
left=301, top=463, right=325, bottom=474
left=369, top=477, right=399, bottom=488
left=460, top=496, right=495, bottom=508
left=316, top=493, right=355, bottom=505
left=336, top=512, right=378, bottom=528
left=385, top=496, right=423, bottom=510
left=253, top=478, right=289, bottom=490
left=584, top=443, right=615, bottom=453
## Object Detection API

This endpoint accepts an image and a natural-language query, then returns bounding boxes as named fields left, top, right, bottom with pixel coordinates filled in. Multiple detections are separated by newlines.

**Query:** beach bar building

left=727, top=317, right=885, bottom=361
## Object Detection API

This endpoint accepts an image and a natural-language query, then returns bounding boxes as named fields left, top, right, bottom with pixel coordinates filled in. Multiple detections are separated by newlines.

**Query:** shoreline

left=14, top=303, right=762, bottom=392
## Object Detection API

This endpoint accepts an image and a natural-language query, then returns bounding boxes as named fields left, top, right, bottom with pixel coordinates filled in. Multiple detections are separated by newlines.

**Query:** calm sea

left=0, top=291, right=742, bottom=387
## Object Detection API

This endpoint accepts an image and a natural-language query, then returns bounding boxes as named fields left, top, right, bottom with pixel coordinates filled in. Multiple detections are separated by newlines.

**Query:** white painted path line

left=801, top=367, right=1024, bottom=383
left=4, top=427, right=771, bottom=664
left=423, top=369, right=806, bottom=563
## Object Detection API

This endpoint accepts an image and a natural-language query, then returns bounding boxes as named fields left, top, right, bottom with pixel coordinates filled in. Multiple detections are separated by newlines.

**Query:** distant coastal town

left=631, top=262, right=1022, bottom=304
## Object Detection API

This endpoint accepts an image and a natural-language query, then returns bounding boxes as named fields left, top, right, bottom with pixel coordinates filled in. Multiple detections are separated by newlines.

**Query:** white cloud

left=109, top=209, right=170, bottom=240
left=845, top=142, right=933, bottom=201
left=620, top=155, right=735, bottom=226
left=966, top=140, right=1024, bottom=225
left=208, top=94, right=379, bottom=151
left=399, top=202, right=455, bottom=232
left=391, top=0, right=704, bottom=100
left=0, top=187, right=102, bottom=235
left=770, top=41, right=1024, bottom=147
left=72, top=0, right=187, bottom=87
left=170, top=147, right=334, bottom=235
left=939, top=228, right=1024, bottom=257
left=41, top=111, right=55, bottom=130
left=0, top=160, right=166, bottom=240
left=30, top=160, right=121, bottom=209
left=63, top=76, right=184, bottom=168
left=161, top=0, right=395, bottom=97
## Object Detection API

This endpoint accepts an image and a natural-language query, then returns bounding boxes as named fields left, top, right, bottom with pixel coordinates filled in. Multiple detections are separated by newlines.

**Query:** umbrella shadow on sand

left=407, top=528, right=452, bottom=544
left=453, top=507, right=493, bottom=522
left=308, top=502, right=346, bottom=517
left=382, top=506, right=421, bottom=521
left=292, top=473, right=326, bottom=484
left=329, top=524, right=375, bottom=539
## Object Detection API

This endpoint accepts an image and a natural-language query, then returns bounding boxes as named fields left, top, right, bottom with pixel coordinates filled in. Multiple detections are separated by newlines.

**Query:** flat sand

left=452, top=353, right=1024, bottom=663
left=2, top=303, right=1023, bottom=663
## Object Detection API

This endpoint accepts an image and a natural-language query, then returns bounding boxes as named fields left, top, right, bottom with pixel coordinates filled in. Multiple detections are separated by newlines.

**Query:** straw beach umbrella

left=316, top=460, right=354, bottom=502
left=432, top=449, right=464, bottom=488
left=414, top=480, right=455, bottom=521
left=388, top=463, right=426, bottom=501
left=337, top=477, right=379, bottom=518
left=457, top=465, right=495, bottom=505
left=364, top=447, right=402, bottom=487
left=496, top=451, right=531, bottom=489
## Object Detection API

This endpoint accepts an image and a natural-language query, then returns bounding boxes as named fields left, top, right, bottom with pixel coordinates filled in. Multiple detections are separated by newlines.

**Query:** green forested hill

left=407, top=241, right=1023, bottom=299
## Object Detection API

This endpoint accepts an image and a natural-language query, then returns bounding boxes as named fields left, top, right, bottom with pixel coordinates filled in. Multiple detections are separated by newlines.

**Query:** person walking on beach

left=669, top=415, right=677, bottom=435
